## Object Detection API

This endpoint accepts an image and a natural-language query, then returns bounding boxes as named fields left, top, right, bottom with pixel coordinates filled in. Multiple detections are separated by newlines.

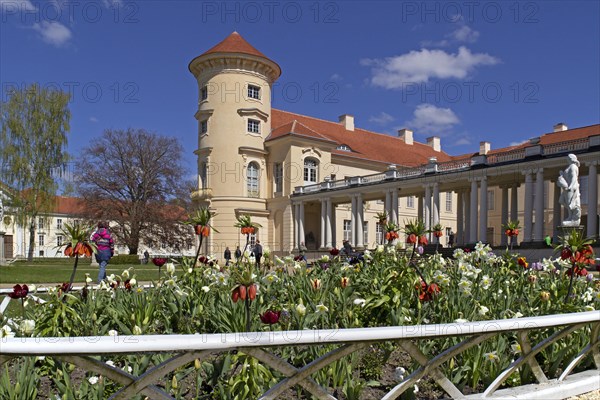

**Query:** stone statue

left=557, top=153, right=581, bottom=226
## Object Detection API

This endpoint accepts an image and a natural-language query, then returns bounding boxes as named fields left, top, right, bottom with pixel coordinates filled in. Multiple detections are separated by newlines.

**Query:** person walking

left=224, top=246, right=232, bottom=266
left=253, top=240, right=263, bottom=270
left=234, top=245, right=242, bottom=262
left=92, top=221, right=114, bottom=283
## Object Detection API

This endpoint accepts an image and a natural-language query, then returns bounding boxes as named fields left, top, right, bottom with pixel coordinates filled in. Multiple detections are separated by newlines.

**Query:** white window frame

left=39, top=234, right=44, bottom=246
left=303, top=158, right=318, bottom=185
left=248, top=84, right=261, bottom=100
left=445, top=192, right=452, bottom=212
left=247, top=162, right=260, bottom=197
left=57, top=218, right=63, bottom=230
left=57, top=235, right=63, bottom=247
left=273, top=163, right=283, bottom=194
left=343, top=220, right=351, bottom=242
left=363, top=221, right=368, bottom=246
left=376, top=222, right=384, bottom=245
left=38, top=217, right=44, bottom=230
left=406, top=196, right=415, bottom=208
left=248, top=119, right=260, bottom=134
left=487, top=190, right=495, bottom=211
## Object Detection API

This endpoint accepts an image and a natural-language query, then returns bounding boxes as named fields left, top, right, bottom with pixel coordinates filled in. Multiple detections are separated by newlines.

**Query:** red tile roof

left=54, top=196, right=87, bottom=215
left=268, top=109, right=453, bottom=166
left=201, top=31, right=271, bottom=61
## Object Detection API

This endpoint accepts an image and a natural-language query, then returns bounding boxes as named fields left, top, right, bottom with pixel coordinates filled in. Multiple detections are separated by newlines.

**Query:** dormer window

left=200, top=120, right=208, bottom=134
left=337, top=144, right=352, bottom=151
left=201, top=86, right=208, bottom=101
left=248, top=84, right=261, bottom=100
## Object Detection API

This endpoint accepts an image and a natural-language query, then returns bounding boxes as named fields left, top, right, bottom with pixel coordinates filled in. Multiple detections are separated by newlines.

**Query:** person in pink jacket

left=92, top=221, right=115, bottom=283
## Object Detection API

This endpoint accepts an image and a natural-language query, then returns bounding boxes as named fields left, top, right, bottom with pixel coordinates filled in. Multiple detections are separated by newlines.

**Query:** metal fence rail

left=1, top=311, right=598, bottom=399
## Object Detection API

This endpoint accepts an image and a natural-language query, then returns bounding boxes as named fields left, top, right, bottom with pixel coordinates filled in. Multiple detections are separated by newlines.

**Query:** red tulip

left=418, top=235, right=428, bottom=245
left=8, top=284, right=29, bottom=299
left=248, top=284, right=257, bottom=300
left=260, top=310, right=281, bottom=325
left=406, top=234, right=417, bottom=244
left=231, top=287, right=240, bottom=303
left=238, top=285, right=247, bottom=300
left=152, top=257, right=167, bottom=267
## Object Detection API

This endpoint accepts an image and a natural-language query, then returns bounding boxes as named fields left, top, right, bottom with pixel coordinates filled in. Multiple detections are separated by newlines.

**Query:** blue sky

left=2, top=0, right=599, bottom=176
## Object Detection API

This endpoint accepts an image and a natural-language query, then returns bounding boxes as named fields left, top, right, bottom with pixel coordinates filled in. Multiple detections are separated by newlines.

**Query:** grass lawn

left=0, top=260, right=171, bottom=285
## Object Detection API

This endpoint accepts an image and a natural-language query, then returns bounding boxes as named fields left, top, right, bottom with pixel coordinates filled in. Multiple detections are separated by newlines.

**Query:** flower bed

left=1, top=243, right=598, bottom=399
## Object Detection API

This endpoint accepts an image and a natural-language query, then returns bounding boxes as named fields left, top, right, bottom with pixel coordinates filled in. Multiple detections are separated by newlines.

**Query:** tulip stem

left=245, top=297, right=251, bottom=332
left=408, top=242, right=428, bottom=286
left=193, top=235, right=204, bottom=267
left=565, top=264, right=575, bottom=302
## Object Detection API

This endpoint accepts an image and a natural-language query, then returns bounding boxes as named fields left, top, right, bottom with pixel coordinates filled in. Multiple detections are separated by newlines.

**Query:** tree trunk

left=27, top=218, right=36, bottom=262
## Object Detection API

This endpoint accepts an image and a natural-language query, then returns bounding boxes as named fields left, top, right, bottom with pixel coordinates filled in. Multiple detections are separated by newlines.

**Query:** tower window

left=248, top=119, right=260, bottom=134
left=201, top=86, right=208, bottom=101
left=200, top=120, right=208, bottom=134
left=303, top=158, right=318, bottom=185
left=247, top=162, right=260, bottom=197
left=273, top=163, right=283, bottom=194
left=248, top=84, right=261, bottom=100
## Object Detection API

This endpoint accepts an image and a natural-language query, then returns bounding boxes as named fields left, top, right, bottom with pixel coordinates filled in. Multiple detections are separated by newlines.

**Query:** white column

left=587, top=161, right=598, bottom=237
left=385, top=190, right=392, bottom=220
left=293, top=203, right=299, bottom=249
left=299, top=202, right=305, bottom=247
left=534, top=168, right=545, bottom=241
left=523, top=171, right=533, bottom=242
left=391, top=189, right=399, bottom=224
left=469, top=179, right=478, bottom=243
left=456, top=190, right=464, bottom=246
left=464, top=188, right=471, bottom=245
left=424, top=184, right=432, bottom=234
left=511, top=184, right=519, bottom=247
left=479, top=177, right=488, bottom=243
left=351, top=196, right=357, bottom=246
left=356, top=194, right=364, bottom=249
left=552, top=182, right=561, bottom=243
left=320, top=199, right=326, bottom=249
left=500, top=186, right=509, bottom=246
left=326, top=199, right=333, bottom=248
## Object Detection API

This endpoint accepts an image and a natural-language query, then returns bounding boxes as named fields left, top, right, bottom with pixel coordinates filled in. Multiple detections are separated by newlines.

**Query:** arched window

left=303, top=158, right=318, bottom=185
left=247, top=162, right=260, bottom=197
left=200, top=162, right=208, bottom=189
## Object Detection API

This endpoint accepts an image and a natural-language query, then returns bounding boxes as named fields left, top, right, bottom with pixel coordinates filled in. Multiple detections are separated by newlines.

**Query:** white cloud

left=453, top=137, right=472, bottom=146
left=102, top=0, right=123, bottom=8
left=509, top=139, right=528, bottom=146
left=90, top=117, right=99, bottom=123
left=330, top=73, right=342, bottom=81
left=0, top=0, right=36, bottom=12
left=406, top=103, right=460, bottom=135
left=369, top=112, right=394, bottom=125
left=361, top=46, right=499, bottom=89
left=450, top=26, right=479, bottom=43
left=32, top=21, right=72, bottom=46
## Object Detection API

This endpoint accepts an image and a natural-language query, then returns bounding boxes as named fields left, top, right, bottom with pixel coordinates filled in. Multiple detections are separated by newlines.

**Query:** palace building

left=188, top=32, right=599, bottom=255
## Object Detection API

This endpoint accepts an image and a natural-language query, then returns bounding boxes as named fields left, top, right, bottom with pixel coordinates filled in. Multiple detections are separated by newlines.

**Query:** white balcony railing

left=1, top=311, right=598, bottom=399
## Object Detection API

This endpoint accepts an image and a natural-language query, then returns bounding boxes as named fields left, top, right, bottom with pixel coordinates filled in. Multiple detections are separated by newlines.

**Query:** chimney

left=553, top=122, right=568, bottom=132
left=398, top=128, right=413, bottom=145
left=427, top=136, right=441, bottom=152
left=479, top=141, right=491, bottom=155
left=338, top=114, right=354, bottom=131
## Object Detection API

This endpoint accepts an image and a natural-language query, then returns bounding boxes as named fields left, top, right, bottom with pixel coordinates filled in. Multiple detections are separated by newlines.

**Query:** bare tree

left=75, top=128, right=193, bottom=254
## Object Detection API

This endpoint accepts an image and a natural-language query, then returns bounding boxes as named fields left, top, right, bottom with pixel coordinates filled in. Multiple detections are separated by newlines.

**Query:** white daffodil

left=108, top=330, right=118, bottom=336
left=315, top=304, right=329, bottom=313
left=122, top=269, right=130, bottom=279
left=28, top=284, right=37, bottom=292
left=353, top=298, right=366, bottom=307
left=275, top=256, right=284, bottom=266
left=376, top=245, right=384, bottom=253
left=296, top=303, right=306, bottom=316
left=320, top=255, right=330, bottom=262
left=481, top=275, right=492, bottom=290
left=166, top=263, right=175, bottom=274
left=0, top=325, right=15, bottom=338
left=511, top=342, right=522, bottom=354
left=201, top=286, right=210, bottom=293
left=105, top=360, right=116, bottom=367
left=88, top=376, right=99, bottom=385
left=584, top=305, right=595, bottom=311
left=478, top=305, right=489, bottom=316
left=19, top=320, right=35, bottom=335
left=394, top=367, right=406, bottom=381
left=132, top=325, right=142, bottom=335
left=86, top=275, right=93, bottom=284
left=484, top=351, right=499, bottom=362
left=129, top=278, right=137, bottom=286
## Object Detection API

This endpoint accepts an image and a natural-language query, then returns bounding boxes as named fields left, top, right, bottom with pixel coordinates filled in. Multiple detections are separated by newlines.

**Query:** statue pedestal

left=0, top=231, right=5, bottom=266
left=557, top=225, right=585, bottom=242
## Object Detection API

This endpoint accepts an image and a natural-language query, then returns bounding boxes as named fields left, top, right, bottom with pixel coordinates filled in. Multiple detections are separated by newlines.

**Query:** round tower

left=188, top=32, right=281, bottom=253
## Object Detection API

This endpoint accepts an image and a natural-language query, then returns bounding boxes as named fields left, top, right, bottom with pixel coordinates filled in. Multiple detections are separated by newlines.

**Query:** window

left=363, top=221, right=368, bottom=246
left=247, top=162, right=260, bottom=197
left=39, top=250, right=44, bottom=257
left=273, top=163, right=283, bottom=194
left=445, top=192, right=452, bottom=212
left=57, top=218, right=63, bottom=230
left=406, top=196, right=415, bottom=208
left=200, top=162, right=208, bottom=189
left=57, top=235, right=63, bottom=246
left=303, top=158, right=318, bottom=185
left=249, top=233, right=257, bottom=248
left=201, top=86, right=208, bottom=101
left=487, top=190, right=495, bottom=211
left=330, top=174, right=336, bottom=181
left=38, top=217, right=44, bottom=230
left=343, top=220, right=352, bottom=242
left=336, top=144, right=351, bottom=151
left=248, top=84, right=261, bottom=100
left=376, top=223, right=384, bottom=245
left=200, top=120, right=208, bottom=134
left=39, top=234, right=44, bottom=246
left=248, top=119, right=260, bottom=134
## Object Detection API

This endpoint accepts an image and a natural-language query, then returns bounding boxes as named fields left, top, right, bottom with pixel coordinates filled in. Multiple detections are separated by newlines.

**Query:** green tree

left=0, top=84, right=71, bottom=261
left=75, top=128, right=193, bottom=254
